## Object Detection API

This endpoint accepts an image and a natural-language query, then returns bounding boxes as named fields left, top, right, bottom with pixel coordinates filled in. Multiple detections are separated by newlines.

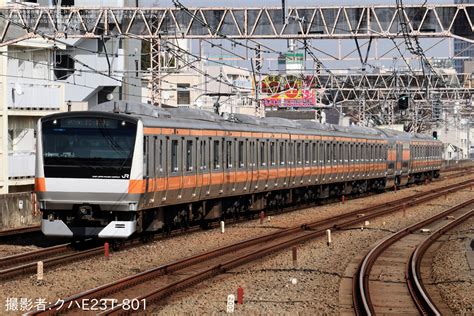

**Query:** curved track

left=406, top=206, right=473, bottom=315
left=353, top=199, right=473, bottom=315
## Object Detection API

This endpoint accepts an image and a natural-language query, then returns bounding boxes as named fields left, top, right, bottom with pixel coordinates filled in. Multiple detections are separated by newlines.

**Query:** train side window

left=349, top=144, right=353, bottom=162
left=201, top=140, right=207, bottom=170
left=324, top=142, right=329, bottom=163
left=226, top=140, right=233, bottom=168
left=158, top=138, right=163, bottom=173
left=338, top=143, right=343, bottom=163
left=296, top=142, right=302, bottom=165
left=185, top=140, right=193, bottom=172
left=238, top=141, right=244, bottom=168
left=213, top=140, right=220, bottom=169
left=259, top=141, right=266, bottom=166
left=279, top=142, right=285, bottom=165
left=270, top=141, right=276, bottom=166
left=171, top=139, right=178, bottom=172
left=312, top=142, right=317, bottom=164
left=248, top=141, right=254, bottom=167
left=344, top=143, right=351, bottom=163
left=304, top=142, right=309, bottom=164
left=289, top=142, right=294, bottom=165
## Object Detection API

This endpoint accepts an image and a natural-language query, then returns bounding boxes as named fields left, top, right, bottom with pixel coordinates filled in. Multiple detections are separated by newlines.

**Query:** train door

left=212, top=138, right=225, bottom=197
left=199, top=138, right=211, bottom=199
left=402, top=141, right=409, bottom=175
left=317, top=139, right=323, bottom=184
left=267, top=140, right=277, bottom=189
left=275, top=140, right=284, bottom=189
left=180, top=137, right=197, bottom=201
left=302, top=141, right=311, bottom=185
left=288, top=140, right=296, bottom=186
left=153, top=136, right=165, bottom=204
left=257, top=139, right=267, bottom=190
left=164, top=136, right=181, bottom=203
left=310, top=141, right=317, bottom=184
left=331, top=140, right=337, bottom=182
left=193, top=137, right=202, bottom=200
left=241, top=139, right=250, bottom=193
left=142, top=136, right=154, bottom=207
left=249, top=139, right=257, bottom=192
left=322, top=140, right=328, bottom=183
left=295, top=141, right=303, bottom=185
left=225, top=138, right=237, bottom=195
left=234, top=139, right=245, bottom=194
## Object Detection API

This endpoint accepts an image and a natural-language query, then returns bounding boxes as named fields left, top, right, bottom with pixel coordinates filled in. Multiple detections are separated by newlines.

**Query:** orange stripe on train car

left=35, top=178, right=46, bottom=192
left=128, top=180, right=145, bottom=194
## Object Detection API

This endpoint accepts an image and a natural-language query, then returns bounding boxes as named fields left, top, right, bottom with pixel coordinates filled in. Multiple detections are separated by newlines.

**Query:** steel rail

left=28, top=179, right=473, bottom=315
left=353, top=199, right=474, bottom=316
left=0, top=225, right=40, bottom=237
left=406, top=209, right=473, bottom=316
left=3, top=175, right=469, bottom=281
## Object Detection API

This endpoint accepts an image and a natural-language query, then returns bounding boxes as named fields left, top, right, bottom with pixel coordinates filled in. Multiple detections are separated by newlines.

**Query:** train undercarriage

left=137, top=170, right=439, bottom=236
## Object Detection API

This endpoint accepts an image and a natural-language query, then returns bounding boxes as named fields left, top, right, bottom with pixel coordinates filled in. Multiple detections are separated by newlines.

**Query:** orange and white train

left=35, top=101, right=443, bottom=239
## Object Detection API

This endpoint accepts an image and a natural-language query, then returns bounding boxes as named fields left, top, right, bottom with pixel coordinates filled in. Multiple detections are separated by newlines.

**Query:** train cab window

left=279, top=142, right=285, bottom=166
left=226, top=140, right=233, bottom=169
left=270, top=142, right=276, bottom=166
left=304, top=142, right=310, bottom=164
left=171, top=139, right=178, bottom=172
left=213, top=140, right=220, bottom=169
left=238, top=141, right=244, bottom=168
left=185, top=140, right=193, bottom=172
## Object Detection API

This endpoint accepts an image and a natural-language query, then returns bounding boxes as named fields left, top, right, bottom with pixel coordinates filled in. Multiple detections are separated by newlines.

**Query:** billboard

left=260, top=74, right=319, bottom=108
left=262, top=89, right=316, bottom=107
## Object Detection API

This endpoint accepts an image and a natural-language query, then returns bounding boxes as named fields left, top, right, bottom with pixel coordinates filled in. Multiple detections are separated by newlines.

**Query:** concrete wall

left=0, top=192, right=39, bottom=230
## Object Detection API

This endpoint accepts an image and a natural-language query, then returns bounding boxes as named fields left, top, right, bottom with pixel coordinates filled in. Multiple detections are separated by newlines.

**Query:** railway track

left=3, top=174, right=472, bottom=283
left=27, top=178, right=473, bottom=315
left=0, top=165, right=471, bottom=242
left=352, top=199, right=474, bottom=315
left=0, top=225, right=40, bottom=238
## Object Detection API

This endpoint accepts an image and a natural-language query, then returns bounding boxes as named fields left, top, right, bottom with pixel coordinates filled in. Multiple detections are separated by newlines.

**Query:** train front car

left=36, top=112, right=143, bottom=239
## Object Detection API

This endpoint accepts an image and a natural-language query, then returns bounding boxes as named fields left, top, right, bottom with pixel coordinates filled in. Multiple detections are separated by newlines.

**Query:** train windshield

left=42, top=117, right=137, bottom=179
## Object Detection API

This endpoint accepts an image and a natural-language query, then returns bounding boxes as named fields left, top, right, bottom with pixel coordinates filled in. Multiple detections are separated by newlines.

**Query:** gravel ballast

left=0, top=174, right=472, bottom=314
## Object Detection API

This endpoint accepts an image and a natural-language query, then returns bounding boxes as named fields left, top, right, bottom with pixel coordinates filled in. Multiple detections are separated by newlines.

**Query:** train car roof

left=88, top=101, right=405, bottom=140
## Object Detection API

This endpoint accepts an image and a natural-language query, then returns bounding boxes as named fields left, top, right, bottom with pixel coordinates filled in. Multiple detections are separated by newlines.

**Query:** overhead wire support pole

left=149, top=14, right=161, bottom=106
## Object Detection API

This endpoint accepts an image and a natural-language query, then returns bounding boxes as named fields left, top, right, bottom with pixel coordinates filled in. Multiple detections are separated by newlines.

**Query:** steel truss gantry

left=313, top=72, right=473, bottom=104
left=0, top=4, right=472, bottom=132
left=0, top=4, right=473, bottom=44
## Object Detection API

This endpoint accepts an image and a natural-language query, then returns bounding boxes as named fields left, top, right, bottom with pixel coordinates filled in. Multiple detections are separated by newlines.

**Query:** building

left=0, top=0, right=142, bottom=194
left=453, top=0, right=474, bottom=74
left=0, top=36, right=66, bottom=193
left=142, top=39, right=255, bottom=116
